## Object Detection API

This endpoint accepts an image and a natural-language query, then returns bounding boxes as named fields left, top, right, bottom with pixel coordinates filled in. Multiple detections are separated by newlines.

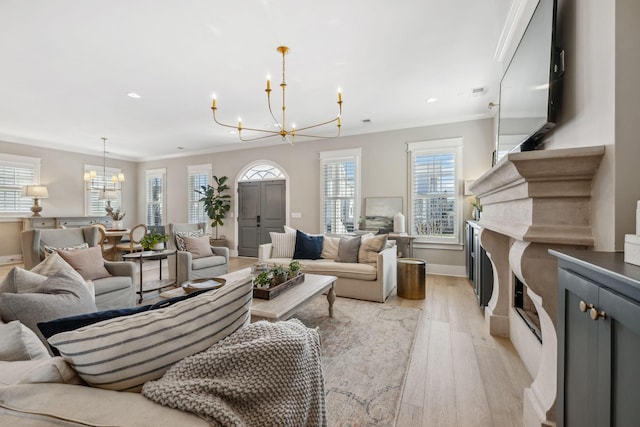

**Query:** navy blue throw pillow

left=293, top=230, right=323, bottom=260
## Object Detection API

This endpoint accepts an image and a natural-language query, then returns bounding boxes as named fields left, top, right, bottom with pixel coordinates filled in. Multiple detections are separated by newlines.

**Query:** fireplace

left=514, top=276, right=541, bottom=343
left=469, top=146, right=605, bottom=427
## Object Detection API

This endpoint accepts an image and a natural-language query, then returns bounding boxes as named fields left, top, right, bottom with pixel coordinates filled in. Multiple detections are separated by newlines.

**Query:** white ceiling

left=0, top=0, right=514, bottom=161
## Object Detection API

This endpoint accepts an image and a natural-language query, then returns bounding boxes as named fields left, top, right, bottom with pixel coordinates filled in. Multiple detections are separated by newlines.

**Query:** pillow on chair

left=182, top=235, right=213, bottom=259
left=57, top=246, right=111, bottom=281
left=174, top=230, right=204, bottom=251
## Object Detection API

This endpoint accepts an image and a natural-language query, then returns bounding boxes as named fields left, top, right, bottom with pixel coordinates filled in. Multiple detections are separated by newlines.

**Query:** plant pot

left=112, top=220, right=124, bottom=229
left=153, top=243, right=165, bottom=251
left=209, top=238, right=227, bottom=248
left=271, top=272, right=288, bottom=286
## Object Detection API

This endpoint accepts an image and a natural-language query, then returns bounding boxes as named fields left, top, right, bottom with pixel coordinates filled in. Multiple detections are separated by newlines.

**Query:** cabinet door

left=557, top=268, right=600, bottom=427
left=597, top=288, right=640, bottom=427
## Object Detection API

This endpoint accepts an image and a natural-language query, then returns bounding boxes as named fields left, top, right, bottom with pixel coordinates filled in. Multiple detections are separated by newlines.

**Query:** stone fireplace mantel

left=468, top=146, right=605, bottom=427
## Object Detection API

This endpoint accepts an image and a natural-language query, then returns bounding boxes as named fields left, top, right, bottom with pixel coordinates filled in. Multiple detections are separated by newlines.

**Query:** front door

left=237, top=180, right=286, bottom=257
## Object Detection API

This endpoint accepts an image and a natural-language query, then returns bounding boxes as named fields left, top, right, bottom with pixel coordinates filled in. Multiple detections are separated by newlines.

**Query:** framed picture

left=364, top=197, right=403, bottom=233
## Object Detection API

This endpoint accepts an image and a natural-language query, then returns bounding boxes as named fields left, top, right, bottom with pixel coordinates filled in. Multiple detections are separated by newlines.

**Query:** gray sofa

left=168, top=223, right=229, bottom=285
left=21, top=227, right=136, bottom=310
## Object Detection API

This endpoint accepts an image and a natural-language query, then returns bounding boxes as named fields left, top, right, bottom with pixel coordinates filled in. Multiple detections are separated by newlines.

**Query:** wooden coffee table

left=161, top=268, right=337, bottom=322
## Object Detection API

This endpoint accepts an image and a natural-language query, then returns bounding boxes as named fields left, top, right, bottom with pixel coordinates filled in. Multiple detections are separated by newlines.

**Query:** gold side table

left=397, top=258, right=426, bottom=299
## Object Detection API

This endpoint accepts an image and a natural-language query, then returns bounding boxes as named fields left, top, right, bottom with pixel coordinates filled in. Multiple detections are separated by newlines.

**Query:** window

left=84, top=164, right=123, bottom=216
left=188, top=164, right=211, bottom=224
left=0, top=154, right=41, bottom=215
left=240, top=164, right=284, bottom=181
left=320, top=148, right=361, bottom=234
left=408, top=138, right=463, bottom=245
left=146, top=168, right=166, bottom=226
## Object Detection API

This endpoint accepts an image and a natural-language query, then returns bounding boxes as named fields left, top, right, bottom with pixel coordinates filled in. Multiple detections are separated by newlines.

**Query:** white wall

left=543, top=0, right=640, bottom=251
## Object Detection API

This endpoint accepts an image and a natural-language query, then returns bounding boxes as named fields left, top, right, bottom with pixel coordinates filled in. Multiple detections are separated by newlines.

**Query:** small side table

left=123, top=249, right=177, bottom=303
left=388, top=234, right=417, bottom=258
left=397, top=258, right=426, bottom=299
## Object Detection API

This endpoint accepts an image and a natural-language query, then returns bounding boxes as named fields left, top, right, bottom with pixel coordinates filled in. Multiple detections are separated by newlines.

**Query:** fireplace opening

left=514, top=276, right=542, bottom=343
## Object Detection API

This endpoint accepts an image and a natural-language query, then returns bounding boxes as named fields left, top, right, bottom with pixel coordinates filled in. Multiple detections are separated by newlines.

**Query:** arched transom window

left=240, top=164, right=285, bottom=181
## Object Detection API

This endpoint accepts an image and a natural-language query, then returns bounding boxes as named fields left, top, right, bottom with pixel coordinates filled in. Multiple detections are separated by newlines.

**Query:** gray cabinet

left=466, top=220, right=493, bottom=306
left=552, top=250, right=640, bottom=427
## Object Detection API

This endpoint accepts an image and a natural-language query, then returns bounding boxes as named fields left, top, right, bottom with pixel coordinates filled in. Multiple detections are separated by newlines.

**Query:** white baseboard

left=426, top=263, right=467, bottom=277
left=0, top=254, right=23, bottom=266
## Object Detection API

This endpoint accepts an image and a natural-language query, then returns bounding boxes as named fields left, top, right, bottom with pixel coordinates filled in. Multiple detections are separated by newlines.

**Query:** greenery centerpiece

left=270, top=264, right=288, bottom=286
left=196, top=175, right=231, bottom=244
left=140, top=229, right=169, bottom=251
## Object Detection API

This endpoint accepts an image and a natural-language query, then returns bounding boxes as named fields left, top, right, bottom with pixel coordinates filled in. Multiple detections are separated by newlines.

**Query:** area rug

left=292, top=296, right=421, bottom=426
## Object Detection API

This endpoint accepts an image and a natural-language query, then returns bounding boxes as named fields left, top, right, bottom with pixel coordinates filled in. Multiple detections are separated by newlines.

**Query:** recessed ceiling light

left=127, top=92, right=141, bottom=99
left=361, top=119, right=372, bottom=125
left=425, top=97, right=438, bottom=103
left=177, top=146, right=184, bottom=150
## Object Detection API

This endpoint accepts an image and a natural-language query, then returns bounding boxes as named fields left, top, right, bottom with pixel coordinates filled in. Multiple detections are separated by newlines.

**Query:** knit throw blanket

left=142, top=319, right=326, bottom=426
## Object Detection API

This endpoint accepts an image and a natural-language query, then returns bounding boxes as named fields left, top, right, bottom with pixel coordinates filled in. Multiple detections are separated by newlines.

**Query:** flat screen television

left=495, top=0, right=564, bottom=163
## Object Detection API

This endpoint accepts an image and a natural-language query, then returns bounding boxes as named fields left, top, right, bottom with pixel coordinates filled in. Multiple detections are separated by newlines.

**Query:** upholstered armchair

left=168, top=223, right=229, bottom=286
left=21, top=227, right=136, bottom=310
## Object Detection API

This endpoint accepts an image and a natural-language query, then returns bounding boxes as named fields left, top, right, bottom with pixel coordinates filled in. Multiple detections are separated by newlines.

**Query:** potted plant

left=109, top=209, right=126, bottom=229
left=270, top=264, right=288, bottom=286
left=196, top=175, right=231, bottom=246
left=471, top=197, right=483, bottom=220
left=289, top=260, right=301, bottom=277
left=253, top=271, right=272, bottom=289
left=140, top=229, right=169, bottom=251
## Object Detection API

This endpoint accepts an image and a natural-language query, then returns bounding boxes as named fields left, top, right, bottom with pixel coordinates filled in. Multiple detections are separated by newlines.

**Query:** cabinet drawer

left=23, top=218, right=56, bottom=229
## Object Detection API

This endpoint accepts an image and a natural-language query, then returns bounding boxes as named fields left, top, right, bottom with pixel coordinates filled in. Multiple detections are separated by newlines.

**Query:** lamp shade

left=22, top=185, right=49, bottom=199
left=98, top=190, right=118, bottom=201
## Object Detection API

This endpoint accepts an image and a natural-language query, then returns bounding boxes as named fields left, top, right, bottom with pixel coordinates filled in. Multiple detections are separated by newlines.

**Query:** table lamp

left=22, top=185, right=49, bottom=217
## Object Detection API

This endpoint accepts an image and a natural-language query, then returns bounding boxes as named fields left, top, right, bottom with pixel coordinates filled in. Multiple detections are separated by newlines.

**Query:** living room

left=2, top=0, right=640, bottom=426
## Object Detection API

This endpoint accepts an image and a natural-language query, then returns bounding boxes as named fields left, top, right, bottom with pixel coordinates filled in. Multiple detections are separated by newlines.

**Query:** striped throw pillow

left=269, top=227, right=296, bottom=258
left=48, top=276, right=253, bottom=392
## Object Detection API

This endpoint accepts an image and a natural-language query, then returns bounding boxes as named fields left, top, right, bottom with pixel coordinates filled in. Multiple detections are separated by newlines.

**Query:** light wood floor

left=0, top=257, right=531, bottom=426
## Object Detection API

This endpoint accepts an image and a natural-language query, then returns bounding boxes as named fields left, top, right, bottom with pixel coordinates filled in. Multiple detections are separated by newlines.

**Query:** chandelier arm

left=293, top=127, right=342, bottom=139
left=238, top=132, right=288, bottom=142
left=267, top=92, right=283, bottom=133
left=294, top=116, right=341, bottom=132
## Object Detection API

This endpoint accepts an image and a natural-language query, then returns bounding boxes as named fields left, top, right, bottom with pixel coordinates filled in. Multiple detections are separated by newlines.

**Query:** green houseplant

left=270, top=264, right=288, bottom=286
left=140, top=229, right=169, bottom=251
left=253, top=271, right=272, bottom=289
left=196, top=175, right=231, bottom=242
left=288, top=260, right=301, bottom=277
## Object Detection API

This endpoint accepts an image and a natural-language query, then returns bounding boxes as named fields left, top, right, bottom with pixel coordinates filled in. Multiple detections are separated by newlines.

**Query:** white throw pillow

left=321, top=235, right=340, bottom=260
left=358, top=233, right=388, bottom=264
left=48, top=276, right=253, bottom=392
left=0, top=321, right=50, bottom=361
left=270, top=226, right=297, bottom=258
left=0, top=358, right=81, bottom=386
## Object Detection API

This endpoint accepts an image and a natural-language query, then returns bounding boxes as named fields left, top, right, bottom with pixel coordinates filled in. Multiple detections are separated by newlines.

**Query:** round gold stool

left=397, top=258, right=426, bottom=299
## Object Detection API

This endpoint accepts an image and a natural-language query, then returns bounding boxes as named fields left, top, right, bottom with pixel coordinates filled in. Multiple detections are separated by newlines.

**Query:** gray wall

left=138, top=119, right=494, bottom=274
left=0, top=139, right=138, bottom=262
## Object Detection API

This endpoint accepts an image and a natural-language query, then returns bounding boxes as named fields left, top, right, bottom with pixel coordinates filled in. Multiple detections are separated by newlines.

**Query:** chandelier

left=211, top=46, right=343, bottom=144
left=84, top=137, right=124, bottom=210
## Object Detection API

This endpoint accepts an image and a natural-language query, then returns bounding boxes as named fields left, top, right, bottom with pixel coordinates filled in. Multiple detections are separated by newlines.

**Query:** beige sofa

left=259, top=241, right=397, bottom=302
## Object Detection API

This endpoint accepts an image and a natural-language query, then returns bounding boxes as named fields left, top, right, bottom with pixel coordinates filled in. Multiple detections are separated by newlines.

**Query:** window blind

left=188, top=164, right=211, bottom=224
left=0, top=155, right=40, bottom=214
left=320, top=149, right=361, bottom=235
left=146, top=169, right=166, bottom=226
left=407, top=138, right=462, bottom=245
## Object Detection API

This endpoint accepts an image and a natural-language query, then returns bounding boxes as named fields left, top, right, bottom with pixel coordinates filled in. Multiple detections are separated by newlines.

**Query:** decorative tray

left=253, top=274, right=305, bottom=300
left=182, top=277, right=226, bottom=294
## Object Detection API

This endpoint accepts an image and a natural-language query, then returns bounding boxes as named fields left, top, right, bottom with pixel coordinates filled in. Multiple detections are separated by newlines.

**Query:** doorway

left=236, top=163, right=287, bottom=257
